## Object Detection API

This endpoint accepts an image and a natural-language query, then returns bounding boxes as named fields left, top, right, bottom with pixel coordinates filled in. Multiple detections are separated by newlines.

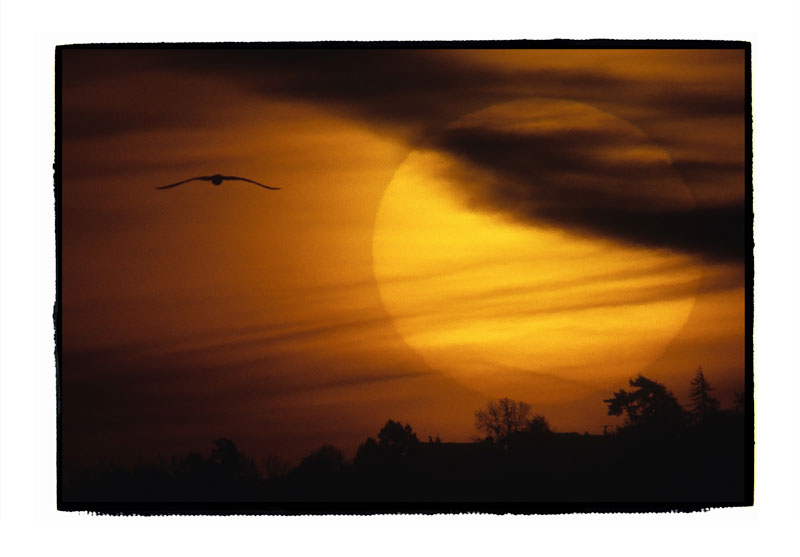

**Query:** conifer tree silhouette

left=689, top=366, right=720, bottom=422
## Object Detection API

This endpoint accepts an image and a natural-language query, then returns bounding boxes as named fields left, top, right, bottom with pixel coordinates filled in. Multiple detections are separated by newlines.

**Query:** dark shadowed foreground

left=60, top=373, right=752, bottom=514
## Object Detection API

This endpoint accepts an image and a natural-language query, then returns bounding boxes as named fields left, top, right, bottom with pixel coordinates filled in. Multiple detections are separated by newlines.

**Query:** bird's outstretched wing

left=156, top=176, right=212, bottom=190
left=222, top=176, right=281, bottom=190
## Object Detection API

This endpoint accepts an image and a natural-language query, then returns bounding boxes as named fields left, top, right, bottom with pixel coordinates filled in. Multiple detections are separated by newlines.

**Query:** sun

left=372, top=99, right=702, bottom=402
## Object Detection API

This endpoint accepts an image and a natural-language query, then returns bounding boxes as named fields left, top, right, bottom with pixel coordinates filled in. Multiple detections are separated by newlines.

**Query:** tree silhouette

left=377, top=419, right=420, bottom=455
left=262, top=453, right=290, bottom=479
left=527, top=414, right=551, bottom=435
left=605, top=375, right=686, bottom=435
left=209, top=437, right=259, bottom=478
left=210, top=438, right=239, bottom=467
left=474, top=397, right=532, bottom=445
left=689, top=366, right=720, bottom=422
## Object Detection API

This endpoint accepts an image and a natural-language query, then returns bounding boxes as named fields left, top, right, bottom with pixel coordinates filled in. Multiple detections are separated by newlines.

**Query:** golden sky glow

left=59, top=48, right=748, bottom=466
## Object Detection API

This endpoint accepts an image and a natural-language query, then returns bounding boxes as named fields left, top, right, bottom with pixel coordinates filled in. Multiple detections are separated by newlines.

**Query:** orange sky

left=59, top=47, right=748, bottom=467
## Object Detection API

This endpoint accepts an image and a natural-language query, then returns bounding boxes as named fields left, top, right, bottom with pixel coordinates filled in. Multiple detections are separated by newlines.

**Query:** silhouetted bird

left=156, top=174, right=280, bottom=190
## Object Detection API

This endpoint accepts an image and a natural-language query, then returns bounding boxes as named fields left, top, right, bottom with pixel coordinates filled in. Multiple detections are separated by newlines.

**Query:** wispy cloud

left=62, top=48, right=745, bottom=260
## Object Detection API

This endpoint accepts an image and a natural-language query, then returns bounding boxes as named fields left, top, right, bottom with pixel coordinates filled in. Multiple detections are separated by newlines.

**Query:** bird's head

left=211, top=174, right=224, bottom=185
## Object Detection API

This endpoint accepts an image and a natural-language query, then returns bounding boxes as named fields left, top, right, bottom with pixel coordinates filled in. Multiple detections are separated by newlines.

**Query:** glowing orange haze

left=60, top=48, right=746, bottom=466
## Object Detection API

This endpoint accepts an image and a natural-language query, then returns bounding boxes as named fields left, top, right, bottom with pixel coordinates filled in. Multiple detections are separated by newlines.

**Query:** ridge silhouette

left=60, top=372, right=751, bottom=508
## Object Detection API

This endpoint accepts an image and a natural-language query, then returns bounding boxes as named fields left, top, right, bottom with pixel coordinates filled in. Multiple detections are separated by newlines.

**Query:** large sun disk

left=372, top=100, right=700, bottom=401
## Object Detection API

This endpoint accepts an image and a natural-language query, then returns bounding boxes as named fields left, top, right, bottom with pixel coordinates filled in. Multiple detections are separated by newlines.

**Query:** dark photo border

left=55, top=39, right=754, bottom=515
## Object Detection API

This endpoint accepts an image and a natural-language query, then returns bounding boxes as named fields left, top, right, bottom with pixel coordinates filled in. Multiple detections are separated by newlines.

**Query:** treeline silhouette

left=62, top=369, right=750, bottom=504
